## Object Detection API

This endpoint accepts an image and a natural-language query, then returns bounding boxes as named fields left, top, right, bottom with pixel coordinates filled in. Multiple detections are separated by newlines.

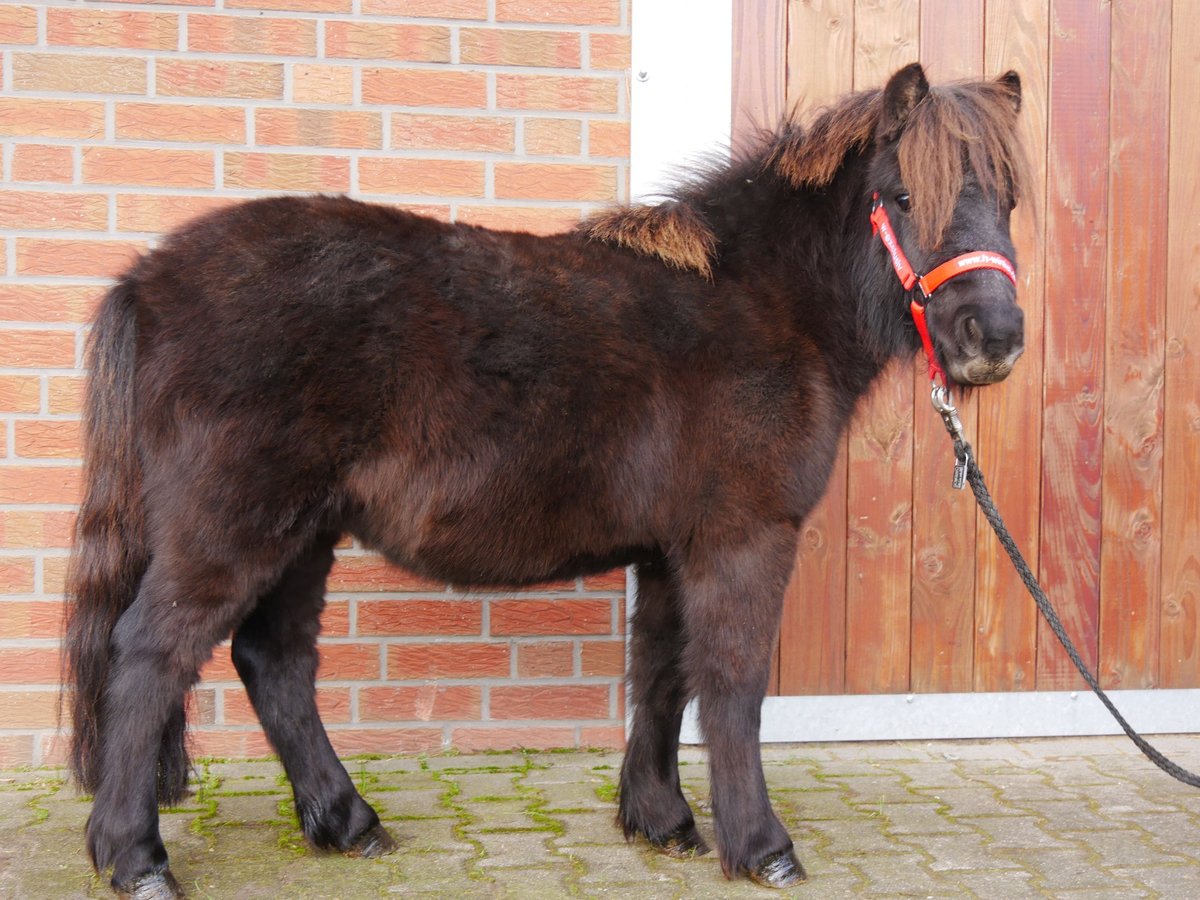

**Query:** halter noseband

left=869, top=192, right=1017, bottom=384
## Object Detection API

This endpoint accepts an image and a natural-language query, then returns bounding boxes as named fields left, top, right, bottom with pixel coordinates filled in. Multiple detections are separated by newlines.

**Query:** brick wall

left=0, top=0, right=631, bottom=767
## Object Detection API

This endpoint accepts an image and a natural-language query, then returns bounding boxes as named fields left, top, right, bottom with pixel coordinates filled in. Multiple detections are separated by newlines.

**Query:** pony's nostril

left=959, top=315, right=984, bottom=352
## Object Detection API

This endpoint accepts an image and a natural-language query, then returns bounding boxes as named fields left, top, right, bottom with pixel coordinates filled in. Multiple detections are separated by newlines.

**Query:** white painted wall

left=629, top=0, right=733, bottom=201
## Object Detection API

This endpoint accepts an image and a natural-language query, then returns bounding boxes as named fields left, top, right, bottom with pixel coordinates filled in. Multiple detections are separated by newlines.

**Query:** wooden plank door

left=764, top=0, right=1200, bottom=699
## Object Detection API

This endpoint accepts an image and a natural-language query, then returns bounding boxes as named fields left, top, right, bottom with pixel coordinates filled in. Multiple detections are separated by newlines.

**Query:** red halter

left=869, top=192, right=1017, bottom=384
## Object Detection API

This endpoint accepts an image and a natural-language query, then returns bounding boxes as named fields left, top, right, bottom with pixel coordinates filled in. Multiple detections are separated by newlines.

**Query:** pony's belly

left=341, top=450, right=648, bottom=588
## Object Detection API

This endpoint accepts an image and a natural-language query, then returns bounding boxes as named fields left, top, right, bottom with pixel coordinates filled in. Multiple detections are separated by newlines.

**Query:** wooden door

left=736, top=1, right=1200, bottom=698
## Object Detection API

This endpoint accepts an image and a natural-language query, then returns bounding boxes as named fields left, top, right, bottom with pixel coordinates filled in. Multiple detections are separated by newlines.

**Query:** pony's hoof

left=648, top=825, right=711, bottom=859
left=749, top=849, right=807, bottom=888
left=347, top=822, right=398, bottom=858
left=114, top=869, right=185, bottom=900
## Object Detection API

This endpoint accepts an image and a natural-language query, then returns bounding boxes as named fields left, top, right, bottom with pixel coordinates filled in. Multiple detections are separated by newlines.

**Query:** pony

left=65, top=63, right=1027, bottom=898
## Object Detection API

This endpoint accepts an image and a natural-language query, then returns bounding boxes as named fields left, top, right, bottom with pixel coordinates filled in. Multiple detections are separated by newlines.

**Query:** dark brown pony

left=66, top=63, right=1027, bottom=898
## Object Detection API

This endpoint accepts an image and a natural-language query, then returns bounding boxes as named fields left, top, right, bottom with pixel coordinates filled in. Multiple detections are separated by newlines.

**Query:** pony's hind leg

left=618, top=557, right=709, bottom=857
left=230, top=533, right=395, bottom=858
left=86, top=548, right=292, bottom=899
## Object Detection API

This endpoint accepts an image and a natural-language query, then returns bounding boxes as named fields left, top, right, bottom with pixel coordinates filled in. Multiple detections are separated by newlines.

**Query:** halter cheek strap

left=869, top=192, right=1017, bottom=383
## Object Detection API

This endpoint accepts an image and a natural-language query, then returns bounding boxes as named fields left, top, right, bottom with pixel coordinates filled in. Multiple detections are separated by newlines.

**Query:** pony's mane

left=584, top=74, right=1027, bottom=272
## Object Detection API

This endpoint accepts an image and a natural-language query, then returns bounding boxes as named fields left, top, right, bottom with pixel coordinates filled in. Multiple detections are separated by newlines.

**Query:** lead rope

left=931, top=386, right=1200, bottom=788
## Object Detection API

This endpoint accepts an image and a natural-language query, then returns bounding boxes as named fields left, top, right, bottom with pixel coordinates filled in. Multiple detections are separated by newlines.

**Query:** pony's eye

left=896, top=193, right=911, bottom=212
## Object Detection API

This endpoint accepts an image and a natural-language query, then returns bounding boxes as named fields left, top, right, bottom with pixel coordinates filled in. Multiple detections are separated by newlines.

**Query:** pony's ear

left=996, top=70, right=1022, bottom=114
left=879, top=63, right=929, bottom=138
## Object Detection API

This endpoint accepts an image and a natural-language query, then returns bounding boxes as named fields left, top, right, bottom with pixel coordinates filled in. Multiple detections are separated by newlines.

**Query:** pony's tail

left=64, top=276, right=183, bottom=801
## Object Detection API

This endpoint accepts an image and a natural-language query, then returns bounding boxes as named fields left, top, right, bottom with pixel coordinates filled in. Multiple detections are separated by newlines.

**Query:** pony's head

left=865, top=63, right=1027, bottom=386
left=768, top=62, right=1029, bottom=386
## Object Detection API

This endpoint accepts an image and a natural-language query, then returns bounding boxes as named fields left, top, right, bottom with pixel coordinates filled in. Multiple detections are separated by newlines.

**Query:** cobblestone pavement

left=2, top=735, right=1199, bottom=898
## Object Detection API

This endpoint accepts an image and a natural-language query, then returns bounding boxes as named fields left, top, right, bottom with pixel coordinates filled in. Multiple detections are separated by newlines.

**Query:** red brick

left=516, top=641, right=574, bottom=677
left=0, top=376, right=41, bottom=414
left=42, top=556, right=69, bottom=595
left=0, top=284, right=99, bottom=324
left=494, top=162, right=617, bottom=201
left=0, top=6, right=37, bottom=44
left=0, top=511, right=76, bottom=549
left=14, top=420, right=81, bottom=459
left=11, top=145, right=74, bottom=184
left=292, top=64, right=354, bottom=104
left=226, top=0, right=350, bottom=11
left=362, top=68, right=487, bottom=108
left=328, top=556, right=443, bottom=592
left=0, top=466, right=82, bottom=505
left=326, top=728, right=443, bottom=756
left=359, top=685, right=481, bottom=721
left=357, top=599, right=482, bottom=636
left=588, top=120, right=630, bottom=158
left=223, top=686, right=351, bottom=725
left=38, top=732, right=71, bottom=767
left=456, top=205, right=581, bottom=235
left=156, top=59, right=285, bottom=100
left=450, top=726, right=575, bottom=751
left=47, top=377, right=84, bottom=415
left=359, top=158, right=485, bottom=197
left=0, top=190, right=105, bottom=232
left=0, top=648, right=61, bottom=683
left=198, top=646, right=239, bottom=682
left=325, top=21, right=450, bottom=62
left=460, top=28, right=581, bottom=68
left=490, top=684, right=609, bottom=719
left=47, top=8, right=178, bottom=50
left=187, top=15, right=316, bottom=56
left=391, top=114, right=515, bottom=153
left=581, top=640, right=625, bottom=676
left=0, top=736, right=35, bottom=769
left=0, top=558, right=36, bottom=593
left=255, top=108, right=382, bottom=150
left=496, top=74, right=618, bottom=112
left=0, top=601, right=66, bottom=639
left=223, top=152, right=350, bottom=192
left=189, top=729, right=274, bottom=761
left=321, top=599, right=350, bottom=637
left=116, top=102, right=245, bottom=143
left=17, top=238, right=145, bottom=279
left=83, top=147, right=214, bottom=188
left=12, top=53, right=147, bottom=94
left=579, top=725, right=625, bottom=748
left=116, top=195, right=236, bottom=235
left=0, top=98, right=105, bottom=139
left=315, top=643, right=380, bottom=679
left=187, top=688, right=216, bottom=727
left=496, top=0, right=619, bottom=25
left=0, top=330, right=76, bottom=368
left=490, top=598, right=612, bottom=635
left=387, top=642, right=510, bottom=678
left=589, top=33, right=630, bottom=70
left=582, top=568, right=626, bottom=591
left=361, top=0, right=487, bottom=17
left=524, top=117, right=582, bottom=155
left=0, top=690, right=58, bottom=728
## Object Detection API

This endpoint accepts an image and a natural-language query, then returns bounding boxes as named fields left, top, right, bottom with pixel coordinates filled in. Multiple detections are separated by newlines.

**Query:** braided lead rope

left=954, top=435, right=1200, bottom=788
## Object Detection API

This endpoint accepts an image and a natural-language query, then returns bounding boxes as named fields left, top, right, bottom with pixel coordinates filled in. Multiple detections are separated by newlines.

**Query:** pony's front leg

left=618, top=557, right=708, bottom=857
left=678, top=525, right=807, bottom=888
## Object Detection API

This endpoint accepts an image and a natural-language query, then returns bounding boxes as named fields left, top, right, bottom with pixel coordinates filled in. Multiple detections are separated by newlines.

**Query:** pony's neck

left=702, top=148, right=909, bottom=404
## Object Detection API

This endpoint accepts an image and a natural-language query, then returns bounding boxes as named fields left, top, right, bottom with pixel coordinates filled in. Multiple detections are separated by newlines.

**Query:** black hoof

left=647, top=825, right=711, bottom=859
left=346, top=821, right=398, bottom=858
left=749, top=849, right=807, bottom=888
left=114, top=869, right=185, bottom=900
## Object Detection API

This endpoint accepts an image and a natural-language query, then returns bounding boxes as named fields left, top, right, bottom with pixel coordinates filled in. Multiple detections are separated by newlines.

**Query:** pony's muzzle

left=948, top=302, right=1024, bottom=385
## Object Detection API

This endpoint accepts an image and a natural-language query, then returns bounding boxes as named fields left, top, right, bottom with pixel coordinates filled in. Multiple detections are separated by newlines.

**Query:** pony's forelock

left=769, top=76, right=1028, bottom=249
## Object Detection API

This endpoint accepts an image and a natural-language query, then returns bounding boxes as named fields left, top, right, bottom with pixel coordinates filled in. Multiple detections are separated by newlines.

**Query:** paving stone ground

left=2, top=735, right=1199, bottom=899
